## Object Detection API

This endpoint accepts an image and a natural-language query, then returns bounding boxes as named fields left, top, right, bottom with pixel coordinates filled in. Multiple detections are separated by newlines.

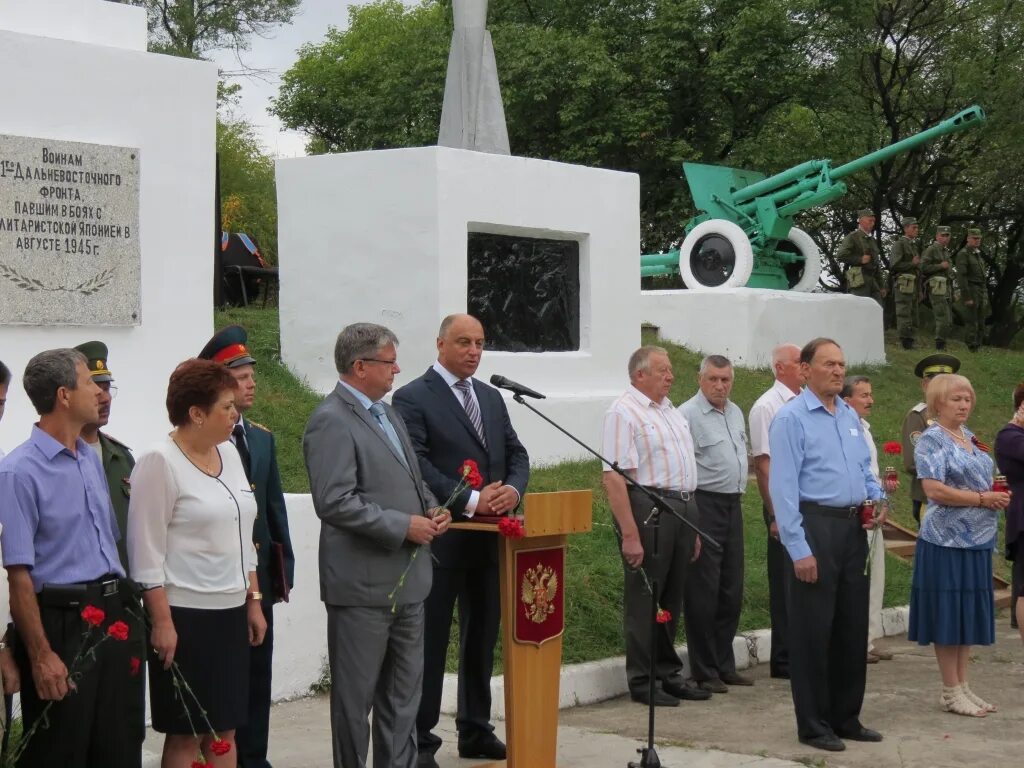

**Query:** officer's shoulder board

left=247, top=419, right=272, bottom=433
left=912, top=402, right=927, bottom=413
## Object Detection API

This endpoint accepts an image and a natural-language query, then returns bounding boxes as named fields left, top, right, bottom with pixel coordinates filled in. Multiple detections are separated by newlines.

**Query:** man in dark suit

left=392, top=314, right=530, bottom=768
left=200, top=325, right=295, bottom=768
left=304, top=322, right=448, bottom=768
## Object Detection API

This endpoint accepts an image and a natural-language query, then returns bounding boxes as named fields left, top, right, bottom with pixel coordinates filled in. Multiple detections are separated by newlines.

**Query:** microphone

left=489, top=374, right=546, bottom=400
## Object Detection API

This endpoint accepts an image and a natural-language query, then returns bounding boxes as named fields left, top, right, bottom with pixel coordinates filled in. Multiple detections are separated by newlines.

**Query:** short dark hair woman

left=995, top=381, right=1024, bottom=642
left=128, top=359, right=266, bottom=766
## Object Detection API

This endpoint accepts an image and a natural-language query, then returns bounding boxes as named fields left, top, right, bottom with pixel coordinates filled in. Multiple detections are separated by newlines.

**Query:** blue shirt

left=915, top=425, right=996, bottom=549
left=768, top=388, right=883, bottom=560
left=0, top=425, right=124, bottom=591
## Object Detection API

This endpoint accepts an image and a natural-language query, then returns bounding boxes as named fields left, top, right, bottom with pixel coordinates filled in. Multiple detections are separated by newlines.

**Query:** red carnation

left=497, top=517, right=525, bottom=539
left=191, top=760, right=208, bottom=768
left=81, top=605, right=105, bottom=627
left=129, top=656, right=141, bottom=676
left=883, top=441, right=902, bottom=456
left=460, top=459, right=483, bottom=489
left=210, top=739, right=231, bottom=756
left=656, top=608, right=672, bottom=624
left=107, top=620, right=130, bottom=641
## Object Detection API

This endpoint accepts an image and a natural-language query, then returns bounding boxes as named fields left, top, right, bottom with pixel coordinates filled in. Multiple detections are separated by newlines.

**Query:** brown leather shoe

left=869, top=648, right=894, bottom=660
left=866, top=653, right=880, bottom=664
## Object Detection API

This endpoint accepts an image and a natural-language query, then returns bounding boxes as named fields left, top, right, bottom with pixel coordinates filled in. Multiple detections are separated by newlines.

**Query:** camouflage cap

left=967, top=228, right=982, bottom=237
left=857, top=208, right=874, bottom=218
left=936, top=226, right=951, bottom=235
left=74, top=341, right=113, bottom=383
left=902, top=217, right=918, bottom=228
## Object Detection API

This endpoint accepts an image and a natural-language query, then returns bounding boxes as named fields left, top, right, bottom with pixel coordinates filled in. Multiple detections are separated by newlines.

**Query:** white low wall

left=641, top=288, right=886, bottom=368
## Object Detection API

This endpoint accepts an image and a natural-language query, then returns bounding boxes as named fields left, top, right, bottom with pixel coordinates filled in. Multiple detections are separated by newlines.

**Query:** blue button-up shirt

left=768, top=388, right=883, bottom=561
left=0, top=425, right=124, bottom=591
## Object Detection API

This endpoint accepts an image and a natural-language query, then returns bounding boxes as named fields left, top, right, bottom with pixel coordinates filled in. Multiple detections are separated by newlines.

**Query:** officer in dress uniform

left=837, top=209, right=883, bottom=305
left=74, top=341, right=136, bottom=574
left=889, top=218, right=922, bottom=349
left=955, top=228, right=987, bottom=352
left=199, top=325, right=295, bottom=768
left=921, top=227, right=955, bottom=350
left=901, top=353, right=961, bottom=524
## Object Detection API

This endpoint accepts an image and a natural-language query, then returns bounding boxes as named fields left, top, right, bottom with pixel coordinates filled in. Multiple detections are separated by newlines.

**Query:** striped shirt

left=748, top=380, right=799, bottom=458
left=601, top=385, right=697, bottom=491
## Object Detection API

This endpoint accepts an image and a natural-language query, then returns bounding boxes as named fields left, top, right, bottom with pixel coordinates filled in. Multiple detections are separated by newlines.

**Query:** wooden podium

left=452, top=490, right=592, bottom=768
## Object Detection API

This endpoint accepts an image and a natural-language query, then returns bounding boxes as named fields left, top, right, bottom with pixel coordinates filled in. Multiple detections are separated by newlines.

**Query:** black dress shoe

left=770, top=668, right=790, bottom=680
left=417, top=753, right=440, bottom=768
left=458, top=733, right=507, bottom=759
left=720, top=671, right=754, bottom=686
left=696, top=677, right=728, bottom=694
left=838, top=727, right=883, bottom=742
left=630, top=688, right=680, bottom=707
left=662, top=679, right=712, bottom=701
left=799, top=734, right=846, bottom=752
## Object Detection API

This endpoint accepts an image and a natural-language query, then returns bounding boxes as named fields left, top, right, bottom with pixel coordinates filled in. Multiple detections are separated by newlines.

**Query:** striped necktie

left=454, top=379, right=486, bottom=446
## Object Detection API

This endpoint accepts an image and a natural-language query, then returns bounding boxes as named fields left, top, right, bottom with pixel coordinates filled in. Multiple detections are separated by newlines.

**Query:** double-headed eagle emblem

left=521, top=564, right=558, bottom=624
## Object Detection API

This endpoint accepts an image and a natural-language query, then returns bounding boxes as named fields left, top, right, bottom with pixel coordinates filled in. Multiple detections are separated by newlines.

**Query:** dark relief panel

left=467, top=233, right=581, bottom=352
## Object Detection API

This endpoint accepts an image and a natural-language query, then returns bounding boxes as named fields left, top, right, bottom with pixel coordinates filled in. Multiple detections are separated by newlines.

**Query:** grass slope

left=218, top=308, right=1020, bottom=669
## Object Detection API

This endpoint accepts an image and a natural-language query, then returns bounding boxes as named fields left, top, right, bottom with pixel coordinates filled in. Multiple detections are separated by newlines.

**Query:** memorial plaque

left=0, top=134, right=140, bottom=325
left=467, top=232, right=580, bottom=352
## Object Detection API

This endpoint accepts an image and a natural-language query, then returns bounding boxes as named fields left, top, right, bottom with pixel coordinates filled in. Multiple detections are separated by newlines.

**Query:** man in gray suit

left=303, top=323, right=450, bottom=768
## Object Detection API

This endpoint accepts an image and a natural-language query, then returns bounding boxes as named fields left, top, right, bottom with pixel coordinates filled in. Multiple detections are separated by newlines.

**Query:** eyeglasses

left=99, top=384, right=118, bottom=398
left=358, top=358, right=398, bottom=367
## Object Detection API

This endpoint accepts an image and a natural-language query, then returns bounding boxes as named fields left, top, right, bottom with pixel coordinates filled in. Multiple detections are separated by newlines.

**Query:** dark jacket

left=244, top=418, right=295, bottom=605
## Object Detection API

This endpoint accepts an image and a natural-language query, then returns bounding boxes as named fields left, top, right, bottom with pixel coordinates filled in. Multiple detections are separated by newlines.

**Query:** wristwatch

left=247, top=591, right=263, bottom=602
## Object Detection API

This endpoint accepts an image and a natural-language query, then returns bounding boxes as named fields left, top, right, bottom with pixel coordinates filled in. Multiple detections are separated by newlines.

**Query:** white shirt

left=861, top=418, right=880, bottom=481
left=748, top=380, right=799, bottom=457
left=127, top=435, right=258, bottom=609
left=602, top=385, right=698, bottom=491
left=431, top=361, right=485, bottom=514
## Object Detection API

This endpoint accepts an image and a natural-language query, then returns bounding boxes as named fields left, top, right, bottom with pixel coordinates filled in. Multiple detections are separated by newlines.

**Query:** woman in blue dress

left=909, top=373, right=1010, bottom=717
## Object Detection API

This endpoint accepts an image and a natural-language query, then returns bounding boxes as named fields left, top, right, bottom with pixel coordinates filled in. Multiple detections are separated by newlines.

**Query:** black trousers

left=622, top=487, right=696, bottom=695
left=14, top=581, right=146, bottom=768
left=237, top=602, right=275, bottom=768
left=785, top=509, right=869, bottom=741
left=683, top=490, right=744, bottom=682
left=417, top=561, right=500, bottom=754
left=764, top=504, right=789, bottom=676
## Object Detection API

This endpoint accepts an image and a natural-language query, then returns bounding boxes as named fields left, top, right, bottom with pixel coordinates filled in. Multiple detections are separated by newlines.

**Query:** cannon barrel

left=731, top=161, right=827, bottom=204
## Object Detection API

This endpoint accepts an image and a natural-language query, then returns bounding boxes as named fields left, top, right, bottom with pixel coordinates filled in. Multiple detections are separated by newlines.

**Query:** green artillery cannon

left=640, top=106, right=986, bottom=291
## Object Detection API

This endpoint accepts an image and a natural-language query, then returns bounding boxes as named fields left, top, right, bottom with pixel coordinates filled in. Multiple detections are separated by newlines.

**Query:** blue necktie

left=369, top=402, right=409, bottom=470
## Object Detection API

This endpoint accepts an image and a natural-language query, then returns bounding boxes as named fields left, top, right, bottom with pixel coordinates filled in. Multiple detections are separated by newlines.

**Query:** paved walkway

left=142, top=618, right=1023, bottom=767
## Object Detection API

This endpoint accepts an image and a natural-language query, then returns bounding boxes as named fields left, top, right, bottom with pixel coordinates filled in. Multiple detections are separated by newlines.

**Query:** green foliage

left=131, top=0, right=300, bottom=58
left=217, top=118, right=278, bottom=263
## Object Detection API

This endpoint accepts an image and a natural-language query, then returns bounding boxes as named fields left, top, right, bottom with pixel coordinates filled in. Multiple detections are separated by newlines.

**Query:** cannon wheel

left=679, top=220, right=754, bottom=290
left=778, top=227, right=822, bottom=293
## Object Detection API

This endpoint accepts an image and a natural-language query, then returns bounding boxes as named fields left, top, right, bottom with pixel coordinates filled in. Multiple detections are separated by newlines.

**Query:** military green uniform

left=98, top=431, right=135, bottom=573
left=901, top=404, right=929, bottom=523
left=889, top=233, right=921, bottom=343
left=955, top=243, right=986, bottom=350
left=837, top=227, right=883, bottom=304
left=921, top=239, right=954, bottom=346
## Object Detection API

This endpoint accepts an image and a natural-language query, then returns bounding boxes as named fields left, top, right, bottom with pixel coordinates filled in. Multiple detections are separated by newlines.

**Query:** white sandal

left=960, top=683, right=997, bottom=713
left=940, top=686, right=986, bottom=717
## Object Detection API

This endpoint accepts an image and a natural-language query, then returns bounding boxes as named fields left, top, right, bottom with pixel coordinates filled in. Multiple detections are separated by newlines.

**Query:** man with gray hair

left=303, top=323, right=448, bottom=768
left=0, top=348, right=143, bottom=767
left=602, top=345, right=710, bottom=706
left=679, top=355, right=750, bottom=691
left=748, top=343, right=803, bottom=679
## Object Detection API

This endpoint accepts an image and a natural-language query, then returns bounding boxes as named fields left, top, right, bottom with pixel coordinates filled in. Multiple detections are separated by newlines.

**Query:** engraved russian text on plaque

left=0, top=135, right=141, bottom=325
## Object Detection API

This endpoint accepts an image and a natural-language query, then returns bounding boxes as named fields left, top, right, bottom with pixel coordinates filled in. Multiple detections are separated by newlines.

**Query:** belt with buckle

left=637, top=485, right=692, bottom=503
left=800, top=502, right=860, bottom=519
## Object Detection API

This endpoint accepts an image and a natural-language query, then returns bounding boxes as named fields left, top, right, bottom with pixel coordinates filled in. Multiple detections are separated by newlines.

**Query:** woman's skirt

left=908, top=538, right=994, bottom=646
left=149, top=604, right=250, bottom=734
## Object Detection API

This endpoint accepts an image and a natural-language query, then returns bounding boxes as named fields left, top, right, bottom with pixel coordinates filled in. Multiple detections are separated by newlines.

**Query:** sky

left=210, top=0, right=363, bottom=158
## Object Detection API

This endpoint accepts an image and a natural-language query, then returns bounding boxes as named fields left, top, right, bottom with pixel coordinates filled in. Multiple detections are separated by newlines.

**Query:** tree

left=217, top=117, right=279, bottom=262
left=129, top=0, right=300, bottom=58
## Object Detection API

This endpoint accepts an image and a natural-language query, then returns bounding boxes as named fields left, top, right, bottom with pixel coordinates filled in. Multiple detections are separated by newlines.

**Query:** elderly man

left=921, top=226, right=955, bottom=350
left=955, top=228, right=987, bottom=351
left=889, top=217, right=922, bottom=349
left=304, top=324, right=448, bottom=768
left=748, top=343, right=803, bottom=679
left=0, top=349, right=144, bottom=767
left=837, top=209, right=883, bottom=305
left=74, top=341, right=135, bottom=575
left=602, top=346, right=710, bottom=707
left=393, top=314, right=529, bottom=768
left=679, top=355, right=750, bottom=692
left=769, top=338, right=885, bottom=752
left=841, top=376, right=899, bottom=663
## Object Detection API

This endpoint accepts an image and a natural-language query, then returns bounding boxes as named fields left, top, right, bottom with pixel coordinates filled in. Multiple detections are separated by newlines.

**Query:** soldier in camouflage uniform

left=837, top=208, right=884, bottom=305
left=920, top=226, right=954, bottom=350
left=889, top=217, right=921, bottom=349
left=955, top=228, right=987, bottom=352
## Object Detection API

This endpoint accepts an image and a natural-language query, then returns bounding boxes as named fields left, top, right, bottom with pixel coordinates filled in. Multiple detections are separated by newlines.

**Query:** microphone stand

left=509, top=393, right=721, bottom=768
